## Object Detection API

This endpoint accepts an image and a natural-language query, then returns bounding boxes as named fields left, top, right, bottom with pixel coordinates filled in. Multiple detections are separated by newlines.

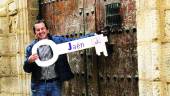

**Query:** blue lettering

left=72, top=45, right=76, bottom=49
left=68, top=42, right=72, bottom=50
left=68, top=42, right=84, bottom=50
left=95, top=39, right=101, bottom=44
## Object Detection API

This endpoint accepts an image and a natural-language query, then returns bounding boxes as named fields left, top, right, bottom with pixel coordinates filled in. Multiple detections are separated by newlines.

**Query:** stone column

left=15, top=0, right=31, bottom=95
left=15, top=0, right=39, bottom=95
left=136, top=0, right=170, bottom=96
left=162, top=0, right=170, bottom=95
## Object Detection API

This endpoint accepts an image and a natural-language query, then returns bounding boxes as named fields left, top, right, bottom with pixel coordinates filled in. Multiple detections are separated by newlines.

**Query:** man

left=23, top=19, right=94, bottom=96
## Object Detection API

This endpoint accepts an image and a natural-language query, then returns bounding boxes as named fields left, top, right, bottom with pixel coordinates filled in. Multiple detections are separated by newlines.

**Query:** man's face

left=34, top=22, right=49, bottom=40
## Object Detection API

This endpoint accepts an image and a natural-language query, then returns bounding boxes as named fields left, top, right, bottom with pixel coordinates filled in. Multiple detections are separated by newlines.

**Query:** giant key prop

left=32, top=34, right=108, bottom=67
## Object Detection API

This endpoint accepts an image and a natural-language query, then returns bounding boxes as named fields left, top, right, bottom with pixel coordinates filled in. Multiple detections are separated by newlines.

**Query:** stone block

left=0, top=7, right=7, bottom=17
left=137, top=10, right=160, bottom=42
left=0, top=76, right=31, bottom=96
left=139, top=81, right=162, bottom=96
left=28, top=0, right=39, bottom=9
left=136, top=0, right=156, bottom=10
left=138, top=42, right=161, bottom=81
left=0, top=57, right=10, bottom=75
left=152, top=82, right=161, bottom=96
left=138, top=42, right=152, bottom=80
left=0, top=17, right=9, bottom=34
left=29, top=9, right=38, bottom=17
left=0, top=0, right=7, bottom=7
left=0, top=56, right=17, bottom=76
left=167, top=83, right=170, bottom=96
left=138, top=80, right=153, bottom=96
left=162, top=43, right=170, bottom=82
left=150, top=42, right=161, bottom=81
left=0, top=37, right=6, bottom=51
left=166, top=0, right=170, bottom=9
left=8, top=36, right=17, bottom=52
left=165, top=10, right=170, bottom=40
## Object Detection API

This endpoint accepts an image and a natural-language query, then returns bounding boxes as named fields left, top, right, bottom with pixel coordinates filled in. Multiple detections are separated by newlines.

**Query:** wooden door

left=40, top=0, right=138, bottom=95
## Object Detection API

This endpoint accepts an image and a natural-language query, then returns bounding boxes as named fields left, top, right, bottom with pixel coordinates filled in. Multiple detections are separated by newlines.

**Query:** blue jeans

left=31, top=80, right=62, bottom=96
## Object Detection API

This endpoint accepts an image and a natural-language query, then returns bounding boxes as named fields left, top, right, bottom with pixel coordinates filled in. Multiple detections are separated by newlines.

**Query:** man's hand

left=28, top=54, right=39, bottom=63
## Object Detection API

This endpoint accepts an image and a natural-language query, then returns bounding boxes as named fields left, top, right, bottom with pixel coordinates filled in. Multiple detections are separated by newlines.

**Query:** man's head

left=33, top=19, right=49, bottom=40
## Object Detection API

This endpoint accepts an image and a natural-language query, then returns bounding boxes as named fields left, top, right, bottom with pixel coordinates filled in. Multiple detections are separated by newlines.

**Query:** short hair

left=33, top=19, right=49, bottom=33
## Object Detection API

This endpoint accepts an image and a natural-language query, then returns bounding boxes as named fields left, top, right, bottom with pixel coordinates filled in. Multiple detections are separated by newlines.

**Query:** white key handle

left=32, top=34, right=108, bottom=67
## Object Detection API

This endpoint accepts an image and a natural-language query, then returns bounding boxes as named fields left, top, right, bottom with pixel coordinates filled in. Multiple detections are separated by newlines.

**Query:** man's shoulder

left=26, top=40, right=37, bottom=49
left=51, top=35, right=65, bottom=42
left=51, top=35, right=63, bottom=39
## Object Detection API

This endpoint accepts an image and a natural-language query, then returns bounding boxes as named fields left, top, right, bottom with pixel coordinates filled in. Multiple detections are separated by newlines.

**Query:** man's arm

left=23, top=45, right=36, bottom=73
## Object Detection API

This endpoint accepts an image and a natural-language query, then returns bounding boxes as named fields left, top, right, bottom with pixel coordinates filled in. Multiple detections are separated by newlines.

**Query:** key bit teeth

left=103, top=45, right=108, bottom=56
left=103, top=51, right=108, bottom=56
left=104, top=36, right=108, bottom=42
left=95, top=49, right=101, bottom=56
left=97, top=52, right=101, bottom=56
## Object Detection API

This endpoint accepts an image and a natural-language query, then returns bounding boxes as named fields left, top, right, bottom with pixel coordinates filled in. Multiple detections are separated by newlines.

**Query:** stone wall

left=1, top=0, right=170, bottom=96
left=0, top=0, right=38, bottom=96
left=136, top=0, right=170, bottom=96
